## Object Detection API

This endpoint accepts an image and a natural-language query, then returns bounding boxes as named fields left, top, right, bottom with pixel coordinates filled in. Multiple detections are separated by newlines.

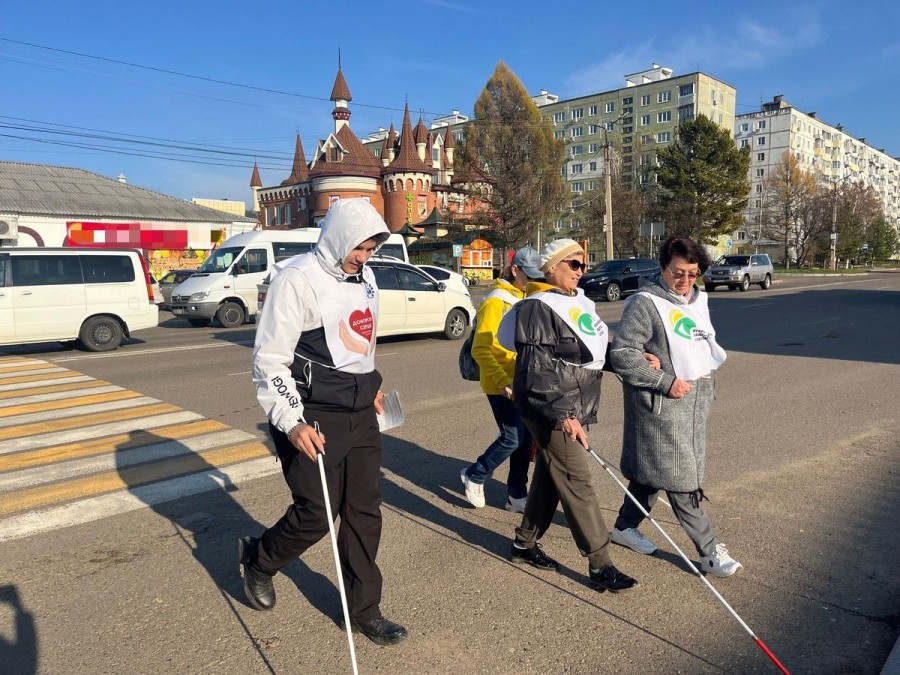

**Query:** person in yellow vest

left=460, top=247, right=543, bottom=512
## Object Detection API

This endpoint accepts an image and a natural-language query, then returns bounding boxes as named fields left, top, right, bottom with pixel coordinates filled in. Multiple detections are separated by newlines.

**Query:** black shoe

left=511, top=543, right=560, bottom=571
left=342, top=617, right=408, bottom=646
left=238, top=536, right=276, bottom=611
left=589, top=564, right=639, bottom=593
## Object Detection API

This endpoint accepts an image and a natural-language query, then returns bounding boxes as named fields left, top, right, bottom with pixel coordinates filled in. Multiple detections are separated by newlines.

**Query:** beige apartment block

left=735, top=95, right=900, bottom=248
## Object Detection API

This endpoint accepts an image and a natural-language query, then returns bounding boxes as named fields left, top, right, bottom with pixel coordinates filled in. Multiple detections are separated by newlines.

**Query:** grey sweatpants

left=515, top=425, right=612, bottom=569
left=614, top=480, right=717, bottom=557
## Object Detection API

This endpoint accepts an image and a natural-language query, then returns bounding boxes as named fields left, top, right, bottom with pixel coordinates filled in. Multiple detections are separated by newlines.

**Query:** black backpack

left=458, top=318, right=480, bottom=381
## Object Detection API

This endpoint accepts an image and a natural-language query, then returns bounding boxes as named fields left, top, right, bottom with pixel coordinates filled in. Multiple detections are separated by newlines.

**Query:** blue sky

left=2, top=0, right=897, bottom=206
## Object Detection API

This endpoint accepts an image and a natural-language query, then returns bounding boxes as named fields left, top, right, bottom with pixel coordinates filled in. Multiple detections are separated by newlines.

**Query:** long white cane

left=585, top=446, right=789, bottom=674
left=316, top=448, right=359, bottom=675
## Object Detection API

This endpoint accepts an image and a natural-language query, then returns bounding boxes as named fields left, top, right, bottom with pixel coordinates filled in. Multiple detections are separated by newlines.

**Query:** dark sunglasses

left=562, top=259, right=587, bottom=272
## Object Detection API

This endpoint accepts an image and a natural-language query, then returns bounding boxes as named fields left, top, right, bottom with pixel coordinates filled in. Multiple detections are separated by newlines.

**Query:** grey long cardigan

left=609, top=277, right=715, bottom=492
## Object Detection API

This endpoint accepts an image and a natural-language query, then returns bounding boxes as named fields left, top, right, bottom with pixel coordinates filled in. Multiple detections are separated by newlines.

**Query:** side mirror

left=232, top=265, right=241, bottom=276
left=437, top=281, right=447, bottom=292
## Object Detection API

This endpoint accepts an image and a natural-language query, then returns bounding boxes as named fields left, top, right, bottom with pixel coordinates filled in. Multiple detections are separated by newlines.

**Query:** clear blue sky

left=2, top=0, right=897, bottom=206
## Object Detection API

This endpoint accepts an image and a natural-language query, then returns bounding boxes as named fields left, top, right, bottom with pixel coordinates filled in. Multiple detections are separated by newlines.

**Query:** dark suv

left=578, top=258, right=659, bottom=301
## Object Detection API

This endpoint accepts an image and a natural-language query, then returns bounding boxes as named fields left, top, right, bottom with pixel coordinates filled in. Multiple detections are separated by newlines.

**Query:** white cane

left=316, top=445, right=359, bottom=675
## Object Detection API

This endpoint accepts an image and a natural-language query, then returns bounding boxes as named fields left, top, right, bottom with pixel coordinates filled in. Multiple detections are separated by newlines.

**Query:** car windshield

left=720, top=256, right=750, bottom=266
left=196, top=247, right=243, bottom=273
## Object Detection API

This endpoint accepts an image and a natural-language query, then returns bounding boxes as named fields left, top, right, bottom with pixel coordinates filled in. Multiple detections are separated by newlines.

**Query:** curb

left=882, top=634, right=900, bottom=675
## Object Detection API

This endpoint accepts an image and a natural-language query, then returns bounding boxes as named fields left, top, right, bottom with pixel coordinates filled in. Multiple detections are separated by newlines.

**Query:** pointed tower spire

left=281, top=135, right=308, bottom=185
left=250, top=161, right=262, bottom=188
left=330, top=58, right=353, bottom=133
left=387, top=103, right=433, bottom=173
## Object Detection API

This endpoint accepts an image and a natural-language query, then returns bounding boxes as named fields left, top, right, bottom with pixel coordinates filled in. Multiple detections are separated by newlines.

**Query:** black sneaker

left=238, top=536, right=276, bottom=610
left=589, top=564, right=639, bottom=593
left=342, top=617, right=408, bottom=646
left=511, top=543, right=560, bottom=571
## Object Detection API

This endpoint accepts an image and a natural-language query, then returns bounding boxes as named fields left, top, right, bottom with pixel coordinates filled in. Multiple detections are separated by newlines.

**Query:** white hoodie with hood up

left=252, top=198, right=390, bottom=434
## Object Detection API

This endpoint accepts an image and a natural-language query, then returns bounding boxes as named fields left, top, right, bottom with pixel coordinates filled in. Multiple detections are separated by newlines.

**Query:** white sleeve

left=251, top=268, right=314, bottom=433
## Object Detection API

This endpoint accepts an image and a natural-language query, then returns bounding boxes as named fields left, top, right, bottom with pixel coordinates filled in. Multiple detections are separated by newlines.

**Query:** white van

left=0, top=248, right=160, bottom=351
left=169, top=228, right=408, bottom=327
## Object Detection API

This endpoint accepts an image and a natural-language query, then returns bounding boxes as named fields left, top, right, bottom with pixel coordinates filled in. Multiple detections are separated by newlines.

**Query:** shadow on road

left=0, top=585, right=37, bottom=675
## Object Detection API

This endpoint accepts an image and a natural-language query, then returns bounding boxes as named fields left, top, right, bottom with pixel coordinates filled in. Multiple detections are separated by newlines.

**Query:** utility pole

left=830, top=179, right=838, bottom=270
left=604, top=139, right=614, bottom=260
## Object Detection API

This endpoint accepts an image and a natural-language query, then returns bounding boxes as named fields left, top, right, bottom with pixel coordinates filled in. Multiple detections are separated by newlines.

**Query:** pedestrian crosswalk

left=0, top=355, right=280, bottom=542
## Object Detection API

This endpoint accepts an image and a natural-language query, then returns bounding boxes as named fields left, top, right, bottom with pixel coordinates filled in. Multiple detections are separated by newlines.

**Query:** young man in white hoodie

left=240, top=198, right=407, bottom=646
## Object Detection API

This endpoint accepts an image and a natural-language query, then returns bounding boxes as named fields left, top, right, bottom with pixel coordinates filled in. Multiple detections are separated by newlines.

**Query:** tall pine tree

left=656, top=114, right=751, bottom=242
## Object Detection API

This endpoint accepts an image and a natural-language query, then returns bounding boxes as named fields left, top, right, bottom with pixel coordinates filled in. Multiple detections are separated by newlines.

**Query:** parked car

left=0, top=247, right=159, bottom=351
left=416, top=264, right=471, bottom=296
left=158, top=269, right=195, bottom=309
left=704, top=254, right=773, bottom=292
left=257, top=258, right=475, bottom=340
left=578, top=258, right=659, bottom=301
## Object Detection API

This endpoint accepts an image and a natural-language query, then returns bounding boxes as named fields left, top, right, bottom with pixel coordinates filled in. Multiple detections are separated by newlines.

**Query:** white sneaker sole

left=459, top=469, right=485, bottom=508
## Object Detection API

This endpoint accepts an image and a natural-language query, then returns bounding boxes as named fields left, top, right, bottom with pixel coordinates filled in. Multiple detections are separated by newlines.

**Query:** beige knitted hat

left=539, top=238, right=584, bottom=273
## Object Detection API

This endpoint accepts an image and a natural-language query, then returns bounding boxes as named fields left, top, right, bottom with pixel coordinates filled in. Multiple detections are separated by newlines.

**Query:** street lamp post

left=830, top=177, right=838, bottom=270
left=600, top=112, right=628, bottom=261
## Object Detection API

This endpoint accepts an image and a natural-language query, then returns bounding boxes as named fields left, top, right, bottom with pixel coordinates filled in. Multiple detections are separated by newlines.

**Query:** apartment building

left=735, top=95, right=900, bottom=246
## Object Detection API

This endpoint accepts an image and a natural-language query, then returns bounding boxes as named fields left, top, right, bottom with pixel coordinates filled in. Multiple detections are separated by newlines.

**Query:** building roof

left=250, top=161, right=262, bottom=188
left=330, top=67, right=352, bottom=102
left=307, top=125, right=384, bottom=180
left=414, top=114, right=429, bottom=145
left=281, top=134, right=309, bottom=185
left=0, top=162, right=253, bottom=222
left=385, top=103, right=434, bottom=175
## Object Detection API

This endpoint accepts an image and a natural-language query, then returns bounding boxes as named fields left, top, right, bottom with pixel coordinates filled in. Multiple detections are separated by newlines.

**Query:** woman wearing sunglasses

left=497, top=238, right=638, bottom=593
left=608, top=235, right=742, bottom=578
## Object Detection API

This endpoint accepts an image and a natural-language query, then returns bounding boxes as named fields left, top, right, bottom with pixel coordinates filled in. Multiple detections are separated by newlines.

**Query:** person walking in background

left=500, top=239, right=638, bottom=594
left=240, top=198, right=407, bottom=646
left=609, top=235, right=742, bottom=578
left=460, top=247, right=543, bottom=512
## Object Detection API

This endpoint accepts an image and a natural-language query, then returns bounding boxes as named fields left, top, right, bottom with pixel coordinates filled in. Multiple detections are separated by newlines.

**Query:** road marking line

left=0, top=362, right=58, bottom=375
left=0, top=374, right=92, bottom=392
left=0, top=389, right=139, bottom=418
left=0, top=440, right=273, bottom=516
left=0, top=419, right=231, bottom=473
left=0, top=402, right=180, bottom=443
left=0, top=359, right=49, bottom=369
left=0, top=380, right=115, bottom=408
left=49, top=342, right=240, bottom=362
left=0, top=410, right=202, bottom=455
left=0, top=429, right=256, bottom=493
left=227, top=370, right=251, bottom=376
left=0, top=368, right=69, bottom=385
left=0, top=395, right=159, bottom=429
left=0, top=457, right=279, bottom=543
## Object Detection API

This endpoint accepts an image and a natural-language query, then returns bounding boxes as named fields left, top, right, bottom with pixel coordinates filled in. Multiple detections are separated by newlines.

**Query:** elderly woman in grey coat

left=608, top=235, right=742, bottom=578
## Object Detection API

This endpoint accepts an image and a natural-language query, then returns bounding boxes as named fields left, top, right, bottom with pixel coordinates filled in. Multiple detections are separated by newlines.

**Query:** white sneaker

left=504, top=495, right=527, bottom=513
left=701, top=543, right=743, bottom=578
left=611, top=527, right=657, bottom=555
left=460, top=468, right=485, bottom=508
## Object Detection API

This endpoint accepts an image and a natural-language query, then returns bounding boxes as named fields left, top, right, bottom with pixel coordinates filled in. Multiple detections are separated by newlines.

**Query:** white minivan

left=169, top=228, right=408, bottom=328
left=0, top=248, right=160, bottom=351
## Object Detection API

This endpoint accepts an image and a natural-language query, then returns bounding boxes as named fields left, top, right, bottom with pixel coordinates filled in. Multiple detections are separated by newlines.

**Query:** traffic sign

left=452, top=244, right=463, bottom=257
left=726, top=238, right=733, bottom=249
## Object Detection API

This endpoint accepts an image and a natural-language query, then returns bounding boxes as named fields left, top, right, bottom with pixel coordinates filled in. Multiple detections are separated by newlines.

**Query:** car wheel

left=79, top=316, right=123, bottom=352
left=704, top=283, right=716, bottom=293
left=759, top=274, right=771, bottom=290
left=739, top=276, right=750, bottom=292
left=443, top=308, right=467, bottom=340
left=187, top=318, right=210, bottom=328
left=216, top=302, right=245, bottom=328
left=605, top=282, right=622, bottom=302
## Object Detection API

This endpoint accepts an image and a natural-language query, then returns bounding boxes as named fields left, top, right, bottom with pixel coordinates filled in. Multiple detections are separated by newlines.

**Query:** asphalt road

left=1, top=272, right=898, bottom=674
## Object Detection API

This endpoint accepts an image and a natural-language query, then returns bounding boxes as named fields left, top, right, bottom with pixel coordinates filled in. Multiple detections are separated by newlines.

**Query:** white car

left=257, top=259, right=475, bottom=340
left=416, top=264, right=471, bottom=296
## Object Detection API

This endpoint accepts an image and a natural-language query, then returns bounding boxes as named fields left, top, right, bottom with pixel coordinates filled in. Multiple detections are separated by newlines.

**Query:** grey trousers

left=614, top=480, right=718, bottom=557
left=515, top=424, right=612, bottom=569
